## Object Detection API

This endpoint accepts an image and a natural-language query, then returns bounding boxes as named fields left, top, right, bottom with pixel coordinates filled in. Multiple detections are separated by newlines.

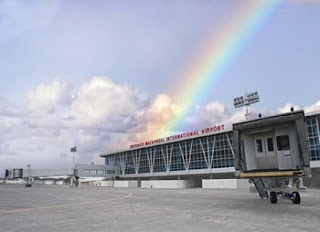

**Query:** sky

left=0, top=0, right=320, bottom=172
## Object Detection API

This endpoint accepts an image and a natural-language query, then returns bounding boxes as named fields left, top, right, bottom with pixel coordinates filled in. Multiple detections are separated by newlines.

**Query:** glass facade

left=105, top=132, right=234, bottom=176
left=306, top=116, right=320, bottom=161
left=104, top=115, right=320, bottom=176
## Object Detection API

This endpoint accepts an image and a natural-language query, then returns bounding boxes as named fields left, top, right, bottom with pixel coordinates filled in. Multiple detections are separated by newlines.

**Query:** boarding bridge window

left=256, top=139, right=263, bottom=153
left=267, top=138, right=274, bottom=152
left=277, top=135, right=290, bottom=150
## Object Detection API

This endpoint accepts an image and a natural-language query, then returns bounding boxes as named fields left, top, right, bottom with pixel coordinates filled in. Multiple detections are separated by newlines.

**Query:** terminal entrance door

left=254, top=133, right=278, bottom=170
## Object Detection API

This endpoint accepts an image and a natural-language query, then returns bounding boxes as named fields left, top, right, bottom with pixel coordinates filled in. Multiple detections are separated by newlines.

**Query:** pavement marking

left=0, top=190, right=133, bottom=215
left=205, top=217, right=214, bottom=222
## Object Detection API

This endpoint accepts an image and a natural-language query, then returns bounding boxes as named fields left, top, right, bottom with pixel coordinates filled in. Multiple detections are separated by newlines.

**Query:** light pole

left=234, top=91, right=260, bottom=120
left=26, top=164, right=32, bottom=187
left=70, top=146, right=77, bottom=187
left=70, top=146, right=77, bottom=169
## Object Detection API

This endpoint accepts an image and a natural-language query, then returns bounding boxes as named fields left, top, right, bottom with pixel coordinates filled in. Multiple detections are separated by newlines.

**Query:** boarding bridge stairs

left=251, top=179, right=268, bottom=199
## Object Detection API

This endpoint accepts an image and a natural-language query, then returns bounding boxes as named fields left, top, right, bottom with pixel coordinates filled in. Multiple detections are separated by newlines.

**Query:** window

left=277, top=135, right=290, bottom=150
left=107, top=170, right=115, bottom=174
left=306, top=117, right=320, bottom=161
left=256, top=139, right=263, bottom=153
left=267, top=138, right=274, bottom=152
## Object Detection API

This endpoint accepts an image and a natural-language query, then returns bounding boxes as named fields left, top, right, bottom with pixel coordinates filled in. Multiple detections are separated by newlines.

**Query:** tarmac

left=0, top=185, right=319, bottom=232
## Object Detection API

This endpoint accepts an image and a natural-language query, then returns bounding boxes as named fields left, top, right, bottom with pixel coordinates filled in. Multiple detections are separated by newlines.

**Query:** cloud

left=27, top=79, right=74, bottom=116
left=2, top=76, right=320, bottom=172
left=278, top=103, right=300, bottom=113
left=70, top=77, right=147, bottom=130
left=139, top=94, right=181, bottom=131
left=187, top=102, right=229, bottom=127
left=1, top=77, right=149, bottom=170
left=304, top=101, right=320, bottom=113
left=0, top=96, right=25, bottom=117
left=278, top=101, right=320, bottom=114
left=59, top=153, right=67, bottom=158
left=185, top=101, right=248, bottom=131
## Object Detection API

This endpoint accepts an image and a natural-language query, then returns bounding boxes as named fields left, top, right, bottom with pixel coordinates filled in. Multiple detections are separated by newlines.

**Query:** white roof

left=305, top=110, right=320, bottom=117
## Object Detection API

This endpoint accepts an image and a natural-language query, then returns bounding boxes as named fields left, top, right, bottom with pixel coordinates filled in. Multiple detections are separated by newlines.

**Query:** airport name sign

left=129, top=124, right=225, bottom=149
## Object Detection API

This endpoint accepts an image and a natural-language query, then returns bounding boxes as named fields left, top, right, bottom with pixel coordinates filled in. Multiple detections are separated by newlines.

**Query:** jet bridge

left=233, top=110, right=310, bottom=204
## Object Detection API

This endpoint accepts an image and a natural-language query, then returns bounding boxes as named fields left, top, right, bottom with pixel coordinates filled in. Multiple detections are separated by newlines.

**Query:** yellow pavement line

left=0, top=191, right=133, bottom=214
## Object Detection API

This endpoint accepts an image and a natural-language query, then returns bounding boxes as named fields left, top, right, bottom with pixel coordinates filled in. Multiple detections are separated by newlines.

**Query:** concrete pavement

left=0, top=185, right=319, bottom=232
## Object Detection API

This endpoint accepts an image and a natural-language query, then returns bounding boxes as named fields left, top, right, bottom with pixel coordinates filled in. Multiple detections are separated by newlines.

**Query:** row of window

left=82, top=169, right=115, bottom=175
left=256, top=135, right=290, bottom=153
left=306, top=117, right=320, bottom=161
left=106, top=133, right=234, bottom=174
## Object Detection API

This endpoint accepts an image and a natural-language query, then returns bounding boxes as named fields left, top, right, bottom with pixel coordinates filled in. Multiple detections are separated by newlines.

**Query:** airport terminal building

left=100, top=111, right=320, bottom=183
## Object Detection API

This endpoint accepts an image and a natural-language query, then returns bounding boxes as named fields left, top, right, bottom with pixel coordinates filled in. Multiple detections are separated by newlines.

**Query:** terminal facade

left=100, top=111, right=320, bottom=181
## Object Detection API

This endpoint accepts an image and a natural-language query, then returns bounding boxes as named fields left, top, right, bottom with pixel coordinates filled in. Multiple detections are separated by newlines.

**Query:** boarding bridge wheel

left=292, top=192, right=301, bottom=204
left=269, top=191, right=301, bottom=204
left=270, top=191, right=277, bottom=204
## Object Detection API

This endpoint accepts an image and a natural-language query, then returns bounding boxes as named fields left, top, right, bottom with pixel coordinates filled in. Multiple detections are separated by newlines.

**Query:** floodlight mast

left=233, top=91, right=260, bottom=120
left=70, top=146, right=77, bottom=169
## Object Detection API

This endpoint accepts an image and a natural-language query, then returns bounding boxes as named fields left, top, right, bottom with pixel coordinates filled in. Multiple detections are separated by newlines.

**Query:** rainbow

left=161, top=0, right=283, bottom=137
